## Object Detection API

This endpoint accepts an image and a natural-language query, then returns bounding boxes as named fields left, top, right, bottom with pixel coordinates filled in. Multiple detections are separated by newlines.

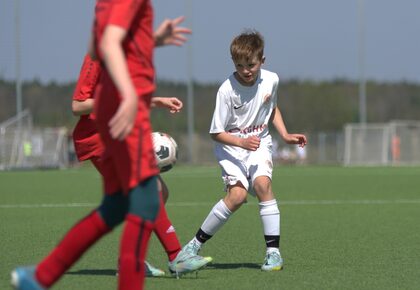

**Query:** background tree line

left=1, top=78, right=419, bottom=136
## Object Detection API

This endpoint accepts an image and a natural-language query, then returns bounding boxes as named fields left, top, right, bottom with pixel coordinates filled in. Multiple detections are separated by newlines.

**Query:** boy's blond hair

left=230, top=30, right=264, bottom=62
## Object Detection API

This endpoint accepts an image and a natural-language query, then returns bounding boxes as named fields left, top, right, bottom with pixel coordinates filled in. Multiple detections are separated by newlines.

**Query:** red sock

left=118, top=214, right=154, bottom=290
left=154, top=191, right=181, bottom=261
left=36, top=210, right=110, bottom=287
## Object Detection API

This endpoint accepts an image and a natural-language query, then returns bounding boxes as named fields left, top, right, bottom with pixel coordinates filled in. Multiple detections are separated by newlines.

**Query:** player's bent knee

left=231, top=195, right=247, bottom=207
left=225, top=192, right=247, bottom=211
left=97, top=192, right=129, bottom=228
left=253, top=180, right=272, bottom=197
left=129, top=176, right=160, bottom=222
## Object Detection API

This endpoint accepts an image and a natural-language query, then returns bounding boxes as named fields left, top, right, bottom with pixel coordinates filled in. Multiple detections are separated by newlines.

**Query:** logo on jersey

left=234, top=104, right=244, bottom=109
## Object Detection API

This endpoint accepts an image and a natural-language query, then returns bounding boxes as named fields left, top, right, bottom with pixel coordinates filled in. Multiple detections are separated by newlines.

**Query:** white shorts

left=215, top=136, right=273, bottom=195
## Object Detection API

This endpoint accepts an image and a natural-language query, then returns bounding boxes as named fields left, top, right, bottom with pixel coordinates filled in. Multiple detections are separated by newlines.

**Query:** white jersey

left=210, top=69, right=279, bottom=158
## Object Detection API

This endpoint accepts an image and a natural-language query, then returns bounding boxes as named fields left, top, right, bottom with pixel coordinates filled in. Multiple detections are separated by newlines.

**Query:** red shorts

left=73, top=119, right=104, bottom=162
left=94, top=75, right=159, bottom=195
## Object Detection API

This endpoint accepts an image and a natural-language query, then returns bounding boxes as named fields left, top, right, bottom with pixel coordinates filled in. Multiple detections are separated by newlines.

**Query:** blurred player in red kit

left=11, top=4, right=210, bottom=290
left=72, top=54, right=206, bottom=278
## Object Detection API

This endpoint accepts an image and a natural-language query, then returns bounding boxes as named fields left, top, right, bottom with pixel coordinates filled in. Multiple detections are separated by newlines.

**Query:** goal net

left=389, top=121, right=420, bottom=165
left=343, top=121, right=420, bottom=166
left=0, top=110, right=69, bottom=170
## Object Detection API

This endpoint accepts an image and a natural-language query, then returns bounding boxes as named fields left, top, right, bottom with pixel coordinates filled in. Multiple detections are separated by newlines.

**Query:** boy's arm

left=88, top=33, right=97, bottom=60
left=271, top=107, right=307, bottom=147
left=100, top=25, right=138, bottom=141
left=151, top=97, right=183, bottom=113
left=96, top=15, right=190, bottom=140
left=210, top=132, right=261, bottom=151
left=71, top=54, right=101, bottom=116
left=72, top=99, right=95, bottom=116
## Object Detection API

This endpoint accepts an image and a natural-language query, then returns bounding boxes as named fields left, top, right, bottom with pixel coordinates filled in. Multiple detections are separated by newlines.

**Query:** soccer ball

left=152, top=131, right=178, bottom=173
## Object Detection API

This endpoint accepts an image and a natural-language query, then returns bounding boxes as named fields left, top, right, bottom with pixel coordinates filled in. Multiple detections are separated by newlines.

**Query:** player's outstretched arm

left=272, top=107, right=307, bottom=147
left=154, top=16, right=191, bottom=47
left=151, top=97, right=183, bottom=113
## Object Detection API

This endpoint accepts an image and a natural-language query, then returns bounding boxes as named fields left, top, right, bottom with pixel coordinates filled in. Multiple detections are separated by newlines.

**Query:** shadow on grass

left=65, top=269, right=206, bottom=280
left=66, top=269, right=117, bottom=276
left=206, top=262, right=260, bottom=270
left=65, top=262, right=260, bottom=278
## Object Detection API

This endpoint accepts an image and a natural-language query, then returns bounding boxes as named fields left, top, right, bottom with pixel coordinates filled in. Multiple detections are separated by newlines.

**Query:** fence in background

left=2, top=111, right=419, bottom=169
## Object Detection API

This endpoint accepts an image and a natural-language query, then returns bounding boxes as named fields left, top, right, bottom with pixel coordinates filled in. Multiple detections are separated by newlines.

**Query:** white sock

left=259, top=199, right=280, bottom=236
left=201, top=199, right=232, bottom=236
left=267, top=247, right=280, bottom=254
left=192, top=236, right=202, bottom=245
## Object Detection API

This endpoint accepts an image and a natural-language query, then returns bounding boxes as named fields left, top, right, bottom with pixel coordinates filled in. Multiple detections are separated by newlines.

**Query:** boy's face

left=232, top=55, right=265, bottom=86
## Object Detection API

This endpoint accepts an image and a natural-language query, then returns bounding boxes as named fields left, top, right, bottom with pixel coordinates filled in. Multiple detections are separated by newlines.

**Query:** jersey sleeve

left=107, top=0, right=144, bottom=30
left=72, top=54, right=101, bottom=102
left=209, top=88, right=231, bottom=134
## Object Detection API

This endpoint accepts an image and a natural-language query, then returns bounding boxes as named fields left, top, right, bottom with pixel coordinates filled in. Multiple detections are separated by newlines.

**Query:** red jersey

left=94, top=0, right=155, bottom=96
left=72, top=54, right=103, bottom=161
left=92, top=0, right=159, bottom=194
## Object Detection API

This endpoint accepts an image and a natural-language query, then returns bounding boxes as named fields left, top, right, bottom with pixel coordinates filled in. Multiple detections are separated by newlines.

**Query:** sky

left=0, top=0, right=419, bottom=84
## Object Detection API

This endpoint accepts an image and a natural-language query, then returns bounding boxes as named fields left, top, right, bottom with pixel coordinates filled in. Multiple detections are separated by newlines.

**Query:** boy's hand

left=284, top=134, right=307, bottom=147
left=154, top=16, right=191, bottom=47
left=165, top=97, right=183, bottom=113
left=152, top=97, right=183, bottom=113
left=109, top=94, right=138, bottom=141
left=240, top=135, right=261, bottom=151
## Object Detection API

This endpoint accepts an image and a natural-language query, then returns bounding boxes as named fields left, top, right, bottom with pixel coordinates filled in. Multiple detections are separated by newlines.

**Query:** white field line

left=1, top=199, right=420, bottom=209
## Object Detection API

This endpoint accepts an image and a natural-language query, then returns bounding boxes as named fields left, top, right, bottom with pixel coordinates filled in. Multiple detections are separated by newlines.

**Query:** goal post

left=344, top=123, right=390, bottom=166
left=343, top=120, right=420, bottom=166
left=0, top=110, right=69, bottom=170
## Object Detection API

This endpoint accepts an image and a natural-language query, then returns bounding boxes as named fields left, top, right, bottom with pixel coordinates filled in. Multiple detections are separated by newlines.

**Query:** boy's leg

left=35, top=211, right=110, bottom=287
left=12, top=210, right=111, bottom=290
left=153, top=177, right=213, bottom=276
left=196, top=157, right=249, bottom=243
left=141, top=187, right=179, bottom=277
left=254, top=176, right=280, bottom=248
left=182, top=152, right=249, bottom=254
left=16, top=191, right=128, bottom=289
left=154, top=187, right=181, bottom=262
left=118, top=176, right=159, bottom=290
left=157, top=175, right=169, bottom=203
left=183, top=185, right=246, bottom=256
left=248, top=141, right=283, bottom=270
left=253, top=176, right=283, bottom=271
left=183, top=156, right=249, bottom=254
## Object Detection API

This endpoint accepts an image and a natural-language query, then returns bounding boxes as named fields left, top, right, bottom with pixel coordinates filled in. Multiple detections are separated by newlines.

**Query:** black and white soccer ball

left=152, top=131, right=178, bottom=173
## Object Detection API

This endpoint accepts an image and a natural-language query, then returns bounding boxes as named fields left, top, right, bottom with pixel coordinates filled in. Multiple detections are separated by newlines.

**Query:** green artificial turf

left=1, top=165, right=419, bottom=289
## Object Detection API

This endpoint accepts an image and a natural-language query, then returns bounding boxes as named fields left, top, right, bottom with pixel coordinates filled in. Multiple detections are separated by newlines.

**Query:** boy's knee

left=97, top=192, right=128, bottom=228
left=225, top=185, right=248, bottom=211
left=253, top=177, right=272, bottom=196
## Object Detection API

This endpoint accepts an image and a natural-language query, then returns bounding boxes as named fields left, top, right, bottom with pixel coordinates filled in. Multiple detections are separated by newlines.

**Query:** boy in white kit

left=181, top=30, right=307, bottom=271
